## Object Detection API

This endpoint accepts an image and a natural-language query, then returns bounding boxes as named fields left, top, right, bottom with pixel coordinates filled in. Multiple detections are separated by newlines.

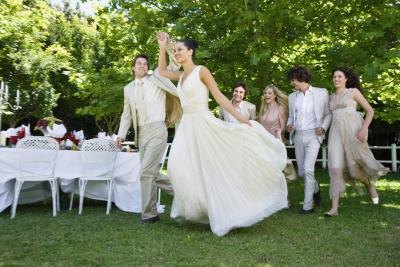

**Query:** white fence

left=286, top=143, right=399, bottom=172
left=144, top=143, right=399, bottom=172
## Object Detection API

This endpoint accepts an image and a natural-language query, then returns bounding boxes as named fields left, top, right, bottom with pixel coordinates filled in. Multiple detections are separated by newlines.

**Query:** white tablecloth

left=0, top=148, right=143, bottom=213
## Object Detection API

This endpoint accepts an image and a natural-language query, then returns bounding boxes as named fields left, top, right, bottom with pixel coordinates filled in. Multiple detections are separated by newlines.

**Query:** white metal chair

left=157, top=143, right=171, bottom=206
left=11, top=136, right=60, bottom=218
left=77, top=138, right=119, bottom=215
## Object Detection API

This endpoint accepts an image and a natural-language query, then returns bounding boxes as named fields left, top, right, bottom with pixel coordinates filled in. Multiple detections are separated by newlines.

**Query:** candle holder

left=0, top=80, right=21, bottom=131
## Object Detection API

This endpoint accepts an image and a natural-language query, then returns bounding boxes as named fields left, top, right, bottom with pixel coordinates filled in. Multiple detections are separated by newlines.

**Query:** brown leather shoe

left=140, top=215, right=160, bottom=224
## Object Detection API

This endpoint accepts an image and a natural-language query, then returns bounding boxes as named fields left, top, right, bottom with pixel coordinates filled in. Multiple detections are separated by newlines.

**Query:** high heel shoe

left=372, top=196, right=379, bottom=205
left=324, top=210, right=338, bottom=217
left=368, top=183, right=379, bottom=205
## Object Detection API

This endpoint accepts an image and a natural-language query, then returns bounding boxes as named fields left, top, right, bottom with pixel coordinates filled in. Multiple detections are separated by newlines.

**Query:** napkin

left=46, top=124, right=67, bottom=138
left=98, top=132, right=106, bottom=139
left=5, top=128, right=17, bottom=137
left=74, top=130, right=85, bottom=140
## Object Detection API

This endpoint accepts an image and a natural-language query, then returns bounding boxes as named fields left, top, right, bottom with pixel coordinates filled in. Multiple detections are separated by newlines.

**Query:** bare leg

left=326, top=167, right=343, bottom=216
left=326, top=196, right=339, bottom=216
left=363, top=180, right=379, bottom=204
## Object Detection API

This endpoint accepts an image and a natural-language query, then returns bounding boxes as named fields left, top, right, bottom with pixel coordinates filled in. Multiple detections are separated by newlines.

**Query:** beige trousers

left=138, top=122, right=173, bottom=220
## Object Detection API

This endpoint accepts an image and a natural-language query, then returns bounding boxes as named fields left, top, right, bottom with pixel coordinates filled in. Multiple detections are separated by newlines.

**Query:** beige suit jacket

left=117, top=51, right=182, bottom=145
left=219, top=100, right=256, bottom=122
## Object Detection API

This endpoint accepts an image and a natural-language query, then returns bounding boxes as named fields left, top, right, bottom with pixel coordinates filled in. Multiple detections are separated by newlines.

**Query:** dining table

left=0, top=147, right=148, bottom=214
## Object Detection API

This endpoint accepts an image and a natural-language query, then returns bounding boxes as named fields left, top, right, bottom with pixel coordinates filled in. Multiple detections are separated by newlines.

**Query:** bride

left=157, top=32, right=288, bottom=236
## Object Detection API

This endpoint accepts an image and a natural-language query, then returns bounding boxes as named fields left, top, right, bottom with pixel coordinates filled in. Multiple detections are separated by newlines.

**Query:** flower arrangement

left=34, top=116, right=67, bottom=141
left=34, top=116, right=63, bottom=131
left=34, top=116, right=81, bottom=148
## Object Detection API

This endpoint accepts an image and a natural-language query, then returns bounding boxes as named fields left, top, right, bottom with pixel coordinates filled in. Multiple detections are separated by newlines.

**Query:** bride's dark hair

left=179, top=38, right=199, bottom=59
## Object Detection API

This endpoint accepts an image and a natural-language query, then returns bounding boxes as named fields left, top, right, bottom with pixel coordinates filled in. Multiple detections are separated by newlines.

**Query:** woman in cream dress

left=325, top=67, right=389, bottom=217
left=157, top=33, right=288, bottom=236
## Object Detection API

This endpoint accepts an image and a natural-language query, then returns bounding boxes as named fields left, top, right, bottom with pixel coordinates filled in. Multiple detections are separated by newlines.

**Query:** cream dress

left=167, top=66, right=288, bottom=236
left=328, top=88, right=389, bottom=198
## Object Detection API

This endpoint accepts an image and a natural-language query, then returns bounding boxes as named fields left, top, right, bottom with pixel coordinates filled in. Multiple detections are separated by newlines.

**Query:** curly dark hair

left=332, top=67, right=363, bottom=92
left=286, top=66, right=312, bottom=83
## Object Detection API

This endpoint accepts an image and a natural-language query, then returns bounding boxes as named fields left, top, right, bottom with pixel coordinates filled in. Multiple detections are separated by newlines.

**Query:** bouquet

left=35, top=116, right=67, bottom=139
left=35, top=116, right=63, bottom=131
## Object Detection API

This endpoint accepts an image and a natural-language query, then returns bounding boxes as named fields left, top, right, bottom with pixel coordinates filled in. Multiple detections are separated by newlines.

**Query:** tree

left=73, top=9, right=135, bottom=134
left=1, top=0, right=398, bottom=140
left=110, top=0, right=400, bottom=122
left=0, top=0, right=73, bottom=127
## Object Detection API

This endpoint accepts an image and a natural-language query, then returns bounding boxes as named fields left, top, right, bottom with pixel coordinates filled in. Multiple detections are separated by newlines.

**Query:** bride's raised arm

left=200, top=67, right=250, bottom=125
left=157, top=32, right=182, bottom=81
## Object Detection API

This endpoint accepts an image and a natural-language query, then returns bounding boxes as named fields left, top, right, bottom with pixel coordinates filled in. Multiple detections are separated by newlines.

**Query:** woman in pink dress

left=258, top=85, right=288, bottom=141
left=325, top=67, right=389, bottom=217
left=259, top=85, right=297, bottom=189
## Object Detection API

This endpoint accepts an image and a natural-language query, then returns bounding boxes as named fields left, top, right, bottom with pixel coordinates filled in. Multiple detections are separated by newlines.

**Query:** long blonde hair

left=258, top=84, right=288, bottom=119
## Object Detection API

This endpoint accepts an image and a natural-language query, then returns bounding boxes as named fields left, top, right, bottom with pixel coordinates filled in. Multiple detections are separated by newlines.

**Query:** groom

left=286, top=66, right=331, bottom=214
left=116, top=44, right=181, bottom=223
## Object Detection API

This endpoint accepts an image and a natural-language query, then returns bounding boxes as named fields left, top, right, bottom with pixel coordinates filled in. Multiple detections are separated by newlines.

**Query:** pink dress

left=259, top=102, right=283, bottom=139
left=259, top=103, right=297, bottom=181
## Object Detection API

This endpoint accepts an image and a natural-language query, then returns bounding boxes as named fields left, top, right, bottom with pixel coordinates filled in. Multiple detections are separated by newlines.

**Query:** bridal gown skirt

left=167, top=110, right=288, bottom=236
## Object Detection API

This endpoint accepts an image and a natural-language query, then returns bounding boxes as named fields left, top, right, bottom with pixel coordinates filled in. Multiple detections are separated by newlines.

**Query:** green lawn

left=0, top=169, right=399, bottom=267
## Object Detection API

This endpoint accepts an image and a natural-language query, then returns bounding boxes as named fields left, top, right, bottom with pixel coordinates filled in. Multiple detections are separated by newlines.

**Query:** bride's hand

left=157, top=32, right=169, bottom=47
left=240, top=118, right=251, bottom=126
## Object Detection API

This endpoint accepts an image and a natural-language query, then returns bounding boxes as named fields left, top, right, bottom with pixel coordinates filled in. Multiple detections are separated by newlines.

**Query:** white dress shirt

left=295, top=86, right=317, bottom=130
left=225, top=101, right=244, bottom=123
left=135, top=77, right=166, bottom=127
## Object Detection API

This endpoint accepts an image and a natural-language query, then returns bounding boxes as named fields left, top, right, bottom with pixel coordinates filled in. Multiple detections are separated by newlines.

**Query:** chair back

left=81, top=138, right=119, bottom=179
left=16, top=136, right=59, bottom=179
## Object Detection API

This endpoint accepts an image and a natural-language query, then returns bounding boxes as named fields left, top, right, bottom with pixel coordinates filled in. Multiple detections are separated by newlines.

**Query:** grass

left=0, top=169, right=399, bottom=267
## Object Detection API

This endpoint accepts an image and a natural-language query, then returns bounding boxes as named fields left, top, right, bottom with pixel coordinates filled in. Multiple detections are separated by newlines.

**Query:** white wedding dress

left=168, top=66, right=288, bottom=236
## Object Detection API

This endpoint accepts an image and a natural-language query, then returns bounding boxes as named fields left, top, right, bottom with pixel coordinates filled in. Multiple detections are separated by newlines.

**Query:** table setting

left=0, top=146, right=144, bottom=214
